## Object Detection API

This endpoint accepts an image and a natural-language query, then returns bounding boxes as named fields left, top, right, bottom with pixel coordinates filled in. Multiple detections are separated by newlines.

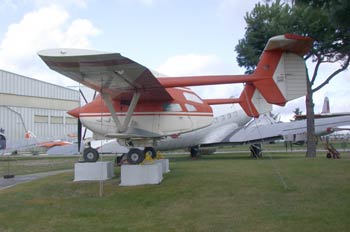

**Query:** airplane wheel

left=144, top=147, right=156, bottom=159
left=83, top=147, right=100, bottom=162
left=127, top=148, right=145, bottom=164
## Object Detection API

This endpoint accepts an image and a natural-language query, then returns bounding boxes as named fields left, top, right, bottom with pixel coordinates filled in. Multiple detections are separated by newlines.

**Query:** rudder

left=251, top=34, right=312, bottom=106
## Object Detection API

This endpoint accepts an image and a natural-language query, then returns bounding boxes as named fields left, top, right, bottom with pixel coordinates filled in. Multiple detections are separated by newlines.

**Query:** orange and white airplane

left=0, top=130, right=73, bottom=156
left=38, top=34, right=313, bottom=164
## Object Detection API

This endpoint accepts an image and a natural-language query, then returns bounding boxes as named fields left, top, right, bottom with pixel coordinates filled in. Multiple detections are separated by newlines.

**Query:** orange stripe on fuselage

left=68, top=87, right=213, bottom=118
left=79, top=112, right=213, bottom=117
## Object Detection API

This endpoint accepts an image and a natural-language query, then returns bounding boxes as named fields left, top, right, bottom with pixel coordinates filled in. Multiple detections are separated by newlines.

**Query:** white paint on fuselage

left=155, top=109, right=251, bottom=150
left=80, top=113, right=213, bottom=138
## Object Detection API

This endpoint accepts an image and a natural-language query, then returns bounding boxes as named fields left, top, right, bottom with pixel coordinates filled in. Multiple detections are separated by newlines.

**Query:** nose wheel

left=83, top=147, right=100, bottom=162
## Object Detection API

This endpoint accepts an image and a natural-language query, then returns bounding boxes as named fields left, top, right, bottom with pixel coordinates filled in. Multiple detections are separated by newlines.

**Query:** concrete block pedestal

left=74, top=161, right=114, bottom=181
left=156, top=159, right=170, bottom=173
left=120, top=162, right=163, bottom=186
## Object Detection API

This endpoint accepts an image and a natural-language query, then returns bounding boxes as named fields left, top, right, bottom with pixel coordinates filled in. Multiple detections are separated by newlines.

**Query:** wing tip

left=37, top=48, right=113, bottom=58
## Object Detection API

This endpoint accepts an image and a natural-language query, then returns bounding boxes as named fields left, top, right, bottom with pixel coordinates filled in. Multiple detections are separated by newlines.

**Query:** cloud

left=0, top=4, right=100, bottom=86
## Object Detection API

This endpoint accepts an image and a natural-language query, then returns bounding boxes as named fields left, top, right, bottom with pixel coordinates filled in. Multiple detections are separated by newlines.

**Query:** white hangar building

left=0, top=69, right=80, bottom=144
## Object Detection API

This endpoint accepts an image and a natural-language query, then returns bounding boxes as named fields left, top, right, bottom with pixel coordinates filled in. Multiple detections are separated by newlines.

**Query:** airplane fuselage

left=69, top=87, right=214, bottom=146
left=155, top=109, right=251, bottom=150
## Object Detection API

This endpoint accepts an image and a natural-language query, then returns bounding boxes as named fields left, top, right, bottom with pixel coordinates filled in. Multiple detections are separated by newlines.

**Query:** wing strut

left=101, top=92, right=140, bottom=133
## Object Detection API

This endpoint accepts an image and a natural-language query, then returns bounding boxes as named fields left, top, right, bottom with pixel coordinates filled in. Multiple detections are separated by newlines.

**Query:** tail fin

left=166, top=34, right=313, bottom=118
left=25, top=131, right=36, bottom=139
left=322, top=96, right=330, bottom=114
left=251, top=34, right=313, bottom=106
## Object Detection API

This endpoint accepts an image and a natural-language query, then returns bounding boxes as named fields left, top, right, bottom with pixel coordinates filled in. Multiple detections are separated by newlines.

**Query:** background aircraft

left=1, top=130, right=73, bottom=156
left=38, top=34, right=313, bottom=164
left=96, top=111, right=350, bottom=162
left=295, top=96, right=350, bottom=120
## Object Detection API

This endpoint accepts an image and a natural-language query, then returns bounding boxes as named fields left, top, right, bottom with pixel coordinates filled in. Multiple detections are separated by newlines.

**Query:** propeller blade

left=77, top=119, right=82, bottom=153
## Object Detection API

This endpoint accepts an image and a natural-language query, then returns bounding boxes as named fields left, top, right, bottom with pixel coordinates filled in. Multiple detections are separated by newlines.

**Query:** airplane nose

left=68, top=107, right=81, bottom=118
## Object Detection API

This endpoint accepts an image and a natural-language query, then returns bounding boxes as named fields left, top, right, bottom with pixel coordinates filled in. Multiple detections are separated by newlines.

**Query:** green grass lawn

left=0, top=155, right=116, bottom=176
left=0, top=152, right=349, bottom=232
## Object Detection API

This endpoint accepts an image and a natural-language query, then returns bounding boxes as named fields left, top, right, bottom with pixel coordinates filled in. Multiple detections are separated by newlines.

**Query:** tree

left=293, top=107, right=303, bottom=116
left=235, top=0, right=350, bottom=157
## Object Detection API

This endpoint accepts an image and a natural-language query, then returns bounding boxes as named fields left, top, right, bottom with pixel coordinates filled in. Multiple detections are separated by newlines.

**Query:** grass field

left=0, top=152, right=349, bottom=232
left=0, top=155, right=115, bottom=176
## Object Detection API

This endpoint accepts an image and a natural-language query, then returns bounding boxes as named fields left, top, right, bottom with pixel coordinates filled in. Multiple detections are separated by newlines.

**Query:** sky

left=0, top=0, right=349, bottom=121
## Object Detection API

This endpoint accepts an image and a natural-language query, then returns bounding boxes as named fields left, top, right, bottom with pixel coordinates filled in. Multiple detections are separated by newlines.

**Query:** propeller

left=77, top=118, right=82, bottom=153
left=76, top=89, right=97, bottom=153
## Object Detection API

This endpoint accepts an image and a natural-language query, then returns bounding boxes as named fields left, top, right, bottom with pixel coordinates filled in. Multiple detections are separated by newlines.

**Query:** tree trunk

left=305, top=78, right=316, bottom=158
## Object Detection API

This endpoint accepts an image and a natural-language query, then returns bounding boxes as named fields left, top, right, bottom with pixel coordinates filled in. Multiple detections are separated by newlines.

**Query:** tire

left=144, top=147, right=157, bottom=159
left=127, top=148, right=145, bottom=164
left=83, top=147, right=100, bottom=162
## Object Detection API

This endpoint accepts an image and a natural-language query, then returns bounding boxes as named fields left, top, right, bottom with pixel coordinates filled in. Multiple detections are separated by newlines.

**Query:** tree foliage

left=293, top=107, right=303, bottom=116
left=236, top=0, right=350, bottom=83
left=236, top=1, right=295, bottom=73
left=235, top=0, right=350, bottom=157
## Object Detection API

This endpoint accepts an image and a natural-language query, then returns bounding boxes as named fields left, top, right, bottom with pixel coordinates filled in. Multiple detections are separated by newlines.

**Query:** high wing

left=38, top=49, right=172, bottom=101
left=226, top=115, right=350, bottom=144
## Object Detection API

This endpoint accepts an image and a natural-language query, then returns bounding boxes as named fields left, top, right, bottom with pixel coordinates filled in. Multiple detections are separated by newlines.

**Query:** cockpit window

left=183, top=92, right=203, bottom=103
left=163, top=103, right=182, bottom=112
left=185, top=104, right=197, bottom=112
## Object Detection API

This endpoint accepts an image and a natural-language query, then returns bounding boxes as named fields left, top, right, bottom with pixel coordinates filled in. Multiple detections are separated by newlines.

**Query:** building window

left=66, top=117, right=77, bottom=125
left=51, top=116, right=63, bottom=124
left=34, top=115, right=48, bottom=123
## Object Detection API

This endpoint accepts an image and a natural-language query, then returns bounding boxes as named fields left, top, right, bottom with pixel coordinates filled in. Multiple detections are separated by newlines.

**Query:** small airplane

left=1, top=130, right=73, bottom=156
left=38, top=34, right=313, bottom=164
left=228, top=115, right=350, bottom=145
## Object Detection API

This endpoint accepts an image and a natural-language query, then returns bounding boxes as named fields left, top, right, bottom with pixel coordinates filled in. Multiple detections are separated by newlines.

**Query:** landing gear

left=126, top=148, right=145, bottom=164
left=83, top=147, right=100, bottom=162
left=250, top=144, right=262, bottom=158
left=190, top=146, right=201, bottom=159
